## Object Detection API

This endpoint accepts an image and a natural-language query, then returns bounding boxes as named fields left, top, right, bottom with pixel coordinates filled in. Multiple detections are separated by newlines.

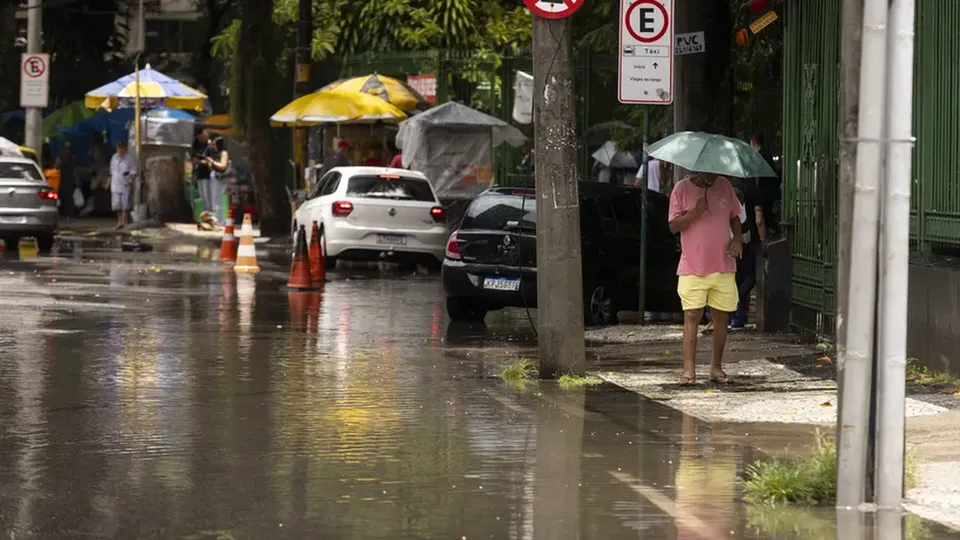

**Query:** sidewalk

left=56, top=217, right=267, bottom=243
left=585, top=324, right=960, bottom=531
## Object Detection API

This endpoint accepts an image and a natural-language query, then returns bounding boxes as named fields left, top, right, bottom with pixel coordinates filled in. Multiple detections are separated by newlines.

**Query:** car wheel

left=446, top=296, right=487, bottom=322
left=585, top=283, right=618, bottom=327
left=319, top=227, right=337, bottom=270
left=2, top=236, right=19, bottom=250
left=36, top=234, right=55, bottom=252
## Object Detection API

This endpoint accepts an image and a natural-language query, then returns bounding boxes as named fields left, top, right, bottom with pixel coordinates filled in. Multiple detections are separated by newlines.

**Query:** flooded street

left=0, top=237, right=955, bottom=539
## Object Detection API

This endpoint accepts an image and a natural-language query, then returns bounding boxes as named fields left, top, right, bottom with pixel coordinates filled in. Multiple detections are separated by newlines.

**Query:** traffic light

left=746, top=0, right=770, bottom=13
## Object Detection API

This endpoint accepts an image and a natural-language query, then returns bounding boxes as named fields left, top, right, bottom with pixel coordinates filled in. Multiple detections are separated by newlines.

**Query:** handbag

left=73, top=187, right=85, bottom=209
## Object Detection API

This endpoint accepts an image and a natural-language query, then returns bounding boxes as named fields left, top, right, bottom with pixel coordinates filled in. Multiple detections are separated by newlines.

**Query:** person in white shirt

left=109, top=141, right=138, bottom=229
left=635, top=156, right=662, bottom=193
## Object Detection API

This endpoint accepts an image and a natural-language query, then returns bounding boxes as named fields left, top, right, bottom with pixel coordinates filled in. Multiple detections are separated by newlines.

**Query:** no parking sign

left=522, top=0, right=584, bottom=19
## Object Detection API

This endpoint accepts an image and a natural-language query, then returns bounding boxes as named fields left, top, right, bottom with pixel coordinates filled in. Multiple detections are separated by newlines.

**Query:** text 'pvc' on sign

left=20, top=53, right=50, bottom=108
left=522, top=0, right=584, bottom=20
left=675, top=31, right=705, bottom=56
left=618, top=0, right=674, bottom=104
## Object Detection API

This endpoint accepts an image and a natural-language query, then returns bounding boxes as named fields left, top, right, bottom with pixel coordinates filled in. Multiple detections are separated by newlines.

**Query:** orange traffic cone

left=219, top=208, right=237, bottom=262
left=286, top=225, right=316, bottom=290
left=233, top=213, right=260, bottom=273
left=309, top=220, right=326, bottom=286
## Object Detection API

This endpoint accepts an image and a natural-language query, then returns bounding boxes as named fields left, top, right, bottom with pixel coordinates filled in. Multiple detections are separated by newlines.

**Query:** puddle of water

left=0, top=259, right=956, bottom=539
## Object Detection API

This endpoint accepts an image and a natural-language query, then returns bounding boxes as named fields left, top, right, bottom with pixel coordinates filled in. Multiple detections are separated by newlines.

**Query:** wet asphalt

left=0, top=234, right=956, bottom=539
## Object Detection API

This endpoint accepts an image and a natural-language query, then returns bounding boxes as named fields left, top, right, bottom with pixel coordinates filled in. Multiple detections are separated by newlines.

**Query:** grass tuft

left=499, top=358, right=538, bottom=386
left=906, top=358, right=960, bottom=394
left=744, top=431, right=920, bottom=506
left=557, top=374, right=603, bottom=389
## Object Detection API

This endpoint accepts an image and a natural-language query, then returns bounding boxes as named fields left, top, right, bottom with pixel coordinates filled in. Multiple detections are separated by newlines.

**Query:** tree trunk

left=673, top=0, right=733, bottom=134
left=238, top=0, right=291, bottom=236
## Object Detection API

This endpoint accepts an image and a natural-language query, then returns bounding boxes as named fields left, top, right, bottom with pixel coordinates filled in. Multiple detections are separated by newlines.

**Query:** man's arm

left=755, top=205, right=766, bottom=242
left=669, top=210, right=700, bottom=233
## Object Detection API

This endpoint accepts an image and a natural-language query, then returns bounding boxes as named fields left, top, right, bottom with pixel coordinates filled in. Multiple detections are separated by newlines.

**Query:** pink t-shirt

left=668, top=176, right=742, bottom=276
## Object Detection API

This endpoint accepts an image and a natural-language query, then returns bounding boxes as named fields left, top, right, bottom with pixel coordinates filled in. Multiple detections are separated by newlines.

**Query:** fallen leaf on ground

left=821, top=401, right=832, bottom=407
left=627, top=332, right=636, bottom=337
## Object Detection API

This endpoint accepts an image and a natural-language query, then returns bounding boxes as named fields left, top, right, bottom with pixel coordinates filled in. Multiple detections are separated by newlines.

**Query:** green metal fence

left=782, top=1, right=960, bottom=334
left=913, top=2, right=960, bottom=252
left=781, top=0, right=841, bottom=333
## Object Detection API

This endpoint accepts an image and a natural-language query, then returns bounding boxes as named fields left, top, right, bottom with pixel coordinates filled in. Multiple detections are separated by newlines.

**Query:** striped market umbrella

left=319, top=74, right=428, bottom=113
left=85, top=64, right=208, bottom=112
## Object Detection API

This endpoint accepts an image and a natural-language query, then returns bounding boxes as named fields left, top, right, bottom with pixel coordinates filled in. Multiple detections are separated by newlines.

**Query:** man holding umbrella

left=650, top=132, right=776, bottom=386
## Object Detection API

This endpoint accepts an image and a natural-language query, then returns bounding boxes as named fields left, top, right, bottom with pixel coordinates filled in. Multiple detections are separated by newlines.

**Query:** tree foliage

left=0, top=1, right=131, bottom=112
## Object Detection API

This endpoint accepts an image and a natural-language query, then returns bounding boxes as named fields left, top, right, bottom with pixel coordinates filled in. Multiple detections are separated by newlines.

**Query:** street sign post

left=522, top=0, right=584, bottom=19
left=617, top=0, right=673, bottom=322
left=20, top=53, right=49, bottom=108
left=618, top=0, right=674, bottom=104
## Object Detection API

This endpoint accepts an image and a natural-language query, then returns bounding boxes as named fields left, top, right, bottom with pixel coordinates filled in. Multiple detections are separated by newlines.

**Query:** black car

left=441, top=184, right=682, bottom=325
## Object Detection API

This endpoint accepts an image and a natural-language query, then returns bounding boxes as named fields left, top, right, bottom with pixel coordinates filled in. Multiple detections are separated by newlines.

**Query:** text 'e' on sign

left=522, top=0, right=584, bottom=19
left=618, top=0, right=674, bottom=104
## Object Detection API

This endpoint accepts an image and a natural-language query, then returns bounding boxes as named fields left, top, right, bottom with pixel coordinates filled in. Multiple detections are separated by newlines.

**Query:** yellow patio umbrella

left=270, top=90, right=407, bottom=127
left=319, top=75, right=428, bottom=113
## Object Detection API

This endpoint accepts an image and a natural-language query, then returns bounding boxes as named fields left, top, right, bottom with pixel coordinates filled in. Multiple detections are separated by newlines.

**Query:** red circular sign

left=22, top=55, right=46, bottom=78
left=522, top=0, right=584, bottom=20
left=625, top=0, right=669, bottom=43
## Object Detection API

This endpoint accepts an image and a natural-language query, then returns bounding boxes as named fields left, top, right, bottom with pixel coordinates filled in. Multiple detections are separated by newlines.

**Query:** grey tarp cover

left=129, top=117, right=194, bottom=148
left=396, top=102, right=526, bottom=199
left=0, top=137, right=24, bottom=158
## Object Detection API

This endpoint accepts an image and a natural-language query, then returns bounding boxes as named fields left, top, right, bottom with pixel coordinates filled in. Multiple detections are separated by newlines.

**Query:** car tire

left=446, top=296, right=487, bottom=322
left=585, top=282, right=618, bottom=327
left=319, top=228, right=337, bottom=270
left=2, top=236, right=20, bottom=250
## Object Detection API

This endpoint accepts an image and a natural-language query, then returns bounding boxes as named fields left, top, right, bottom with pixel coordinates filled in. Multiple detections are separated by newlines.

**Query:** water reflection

left=0, top=258, right=956, bottom=539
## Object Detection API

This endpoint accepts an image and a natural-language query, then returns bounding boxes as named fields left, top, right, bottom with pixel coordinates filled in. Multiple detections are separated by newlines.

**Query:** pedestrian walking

left=109, top=141, right=138, bottom=230
left=317, top=139, right=351, bottom=178
left=192, top=131, right=218, bottom=212
left=750, top=133, right=781, bottom=240
left=635, top=154, right=662, bottom=193
left=205, top=137, right=234, bottom=223
left=668, top=172, right=743, bottom=385
left=730, top=177, right=762, bottom=328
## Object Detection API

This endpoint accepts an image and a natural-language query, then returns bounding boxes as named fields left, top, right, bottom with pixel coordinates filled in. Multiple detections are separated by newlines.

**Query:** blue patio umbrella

left=85, top=64, right=209, bottom=112
left=144, top=108, right=196, bottom=121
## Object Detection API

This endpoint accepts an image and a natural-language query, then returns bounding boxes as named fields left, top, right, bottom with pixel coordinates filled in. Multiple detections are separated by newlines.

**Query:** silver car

left=0, top=157, right=58, bottom=250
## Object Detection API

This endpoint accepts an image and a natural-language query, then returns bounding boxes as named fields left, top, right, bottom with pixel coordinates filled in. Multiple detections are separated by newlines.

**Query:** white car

left=293, top=167, right=449, bottom=270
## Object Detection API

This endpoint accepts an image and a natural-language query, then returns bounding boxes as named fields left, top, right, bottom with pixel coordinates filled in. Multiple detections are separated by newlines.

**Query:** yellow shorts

left=677, top=272, right=738, bottom=313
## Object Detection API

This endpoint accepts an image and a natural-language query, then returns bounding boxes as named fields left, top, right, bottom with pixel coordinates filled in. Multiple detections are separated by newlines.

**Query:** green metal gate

left=781, top=0, right=841, bottom=333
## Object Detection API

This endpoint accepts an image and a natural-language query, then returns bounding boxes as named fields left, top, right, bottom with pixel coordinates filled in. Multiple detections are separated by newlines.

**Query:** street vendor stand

left=396, top=101, right=526, bottom=226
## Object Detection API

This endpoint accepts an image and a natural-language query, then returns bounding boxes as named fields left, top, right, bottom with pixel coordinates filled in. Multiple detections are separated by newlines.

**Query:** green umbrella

left=42, top=100, right=96, bottom=138
left=645, top=131, right=777, bottom=178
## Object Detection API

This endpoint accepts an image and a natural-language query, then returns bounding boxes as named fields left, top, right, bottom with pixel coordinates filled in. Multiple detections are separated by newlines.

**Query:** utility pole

left=294, top=0, right=312, bottom=191
left=532, top=14, right=585, bottom=378
left=875, top=0, right=915, bottom=508
left=836, top=0, right=887, bottom=509
left=834, top=0, right=863, bottom=511
left=24, top=0, right=42, bottom=161
left=132, top=0, right=145, bottom=223
left=835, top=0, right=863, bottom=376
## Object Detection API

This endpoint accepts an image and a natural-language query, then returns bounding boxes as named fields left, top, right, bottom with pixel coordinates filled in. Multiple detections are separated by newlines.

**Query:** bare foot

left=709, top=369, right=735, bottom=384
